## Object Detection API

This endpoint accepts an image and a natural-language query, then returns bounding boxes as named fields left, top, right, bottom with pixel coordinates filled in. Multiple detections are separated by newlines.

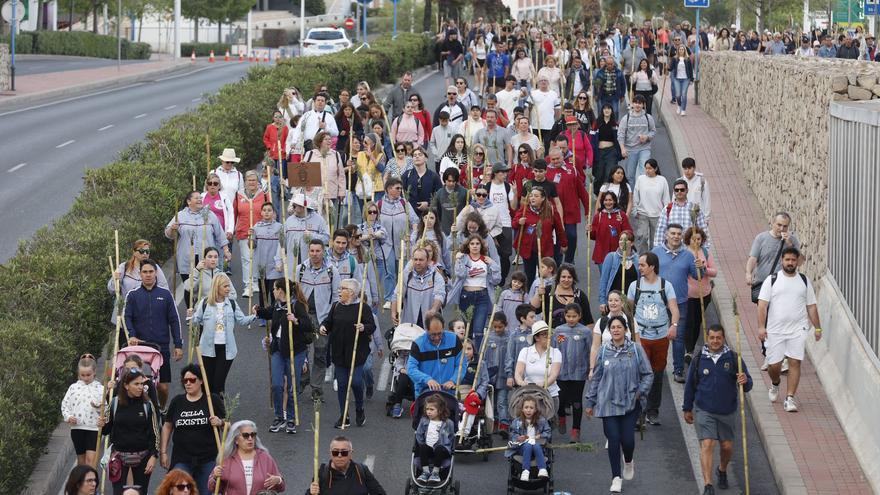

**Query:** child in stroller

left=407, top=391, right=461, bottom=495
left=454, top=339, right=494, bottom=458
left=505, top=385, right=555, bottom=494
left=385, top=323, right=424, bottom=418
left=111, top=344, right=165, bottom=415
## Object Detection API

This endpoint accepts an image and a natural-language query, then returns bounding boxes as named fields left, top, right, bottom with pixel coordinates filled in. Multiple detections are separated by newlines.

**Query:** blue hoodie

left=683, top=345, right=753, bottom=415
left=408, top=331, right=465, bottom=397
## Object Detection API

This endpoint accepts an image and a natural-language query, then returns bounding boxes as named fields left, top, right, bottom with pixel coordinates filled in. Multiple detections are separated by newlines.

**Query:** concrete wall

left=698, top=51, right=880, bottom=280
left=0, top=44, right=9, bottom=91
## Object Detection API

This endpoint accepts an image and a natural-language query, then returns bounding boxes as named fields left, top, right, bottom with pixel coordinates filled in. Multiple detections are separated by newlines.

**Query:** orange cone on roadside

left=209, top=50, right=215, bottom=63
left=239, top=52, right=244, bottom=62
left=191, top=50, right=196, bottom=63
left=224, top=50, right=230, bottom=62
left=248, top=51, right=254, bottom=62
left=263, top=52, right=269, bottom=63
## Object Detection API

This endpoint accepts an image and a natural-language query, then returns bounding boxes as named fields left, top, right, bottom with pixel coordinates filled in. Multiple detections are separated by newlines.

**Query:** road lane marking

left=98, top=124, right=114, bottom=131
left=0, top=83, right=145, bottom=117
left=56, top=140, right=75, bottom=148
left=192, top=97, right=202, bottom=102
left=363, top=455, right=375, bottom=471
left=134, top=113, right=148, bottom=119
left=8, top=163, right=27, bottom=173
left=154, top=64, right=221, bottom=82
left=164, top=105, right=177, bottom=110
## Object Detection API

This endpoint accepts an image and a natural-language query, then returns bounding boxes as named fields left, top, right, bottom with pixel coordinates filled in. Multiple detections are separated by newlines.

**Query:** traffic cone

left=224, top=50, right=230, bottom=62
left=248, top=51, right=254, bottom=62
left=239, top=52, right=244, bottom=62
left=275, top=53, right=280, bottom=64
left=208, top=50, right=215, bottom=63
left=190, top=50, right=196, bottom=63
left=263, top=51, right=269, bottom=63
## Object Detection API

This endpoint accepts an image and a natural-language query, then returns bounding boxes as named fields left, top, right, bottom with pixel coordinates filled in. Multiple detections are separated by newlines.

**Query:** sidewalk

left=658, top=85, right=871, bottom=494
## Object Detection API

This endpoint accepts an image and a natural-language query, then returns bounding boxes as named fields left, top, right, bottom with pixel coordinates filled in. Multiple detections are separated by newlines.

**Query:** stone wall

left=0, top=44, right=10, bottom=92
left=698, top=51, right=880, bottom=279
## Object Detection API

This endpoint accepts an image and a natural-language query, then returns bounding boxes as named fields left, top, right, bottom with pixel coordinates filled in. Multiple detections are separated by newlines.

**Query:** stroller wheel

left=453, top=480, right=461, bottom=495
left=404, top=478, right=412, bottom=495
left=507, top=479, right=515, bottom=495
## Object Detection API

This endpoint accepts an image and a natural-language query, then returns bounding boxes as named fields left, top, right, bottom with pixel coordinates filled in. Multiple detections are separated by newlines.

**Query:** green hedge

left=181, top=42, right=232, bottom=57
left=0, top=33, right=433, bottom=493
left=29, top=31, right=151, bottom=59
left=0, top=33, right=35, bottom=54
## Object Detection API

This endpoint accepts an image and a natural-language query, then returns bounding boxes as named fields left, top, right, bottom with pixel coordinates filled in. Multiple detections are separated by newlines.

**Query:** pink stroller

left=113, top=343, right=164, bottom=414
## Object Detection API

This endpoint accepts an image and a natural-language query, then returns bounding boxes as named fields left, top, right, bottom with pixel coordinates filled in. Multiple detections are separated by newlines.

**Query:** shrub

left=181, top=42, right=232, bottom=57
left=3, top=33, right=434, bottom=492
left=0, top=33, right=35, bottom=54
left=262, top=29, right=287, bottom=48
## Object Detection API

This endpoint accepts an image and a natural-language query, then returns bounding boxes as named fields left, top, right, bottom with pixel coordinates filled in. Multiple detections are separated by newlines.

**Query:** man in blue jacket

left=407, top=313, right=464, bottom=397
left=682, top=324, right=753, bottom=495
left=124, top=259, right=183, bottom=407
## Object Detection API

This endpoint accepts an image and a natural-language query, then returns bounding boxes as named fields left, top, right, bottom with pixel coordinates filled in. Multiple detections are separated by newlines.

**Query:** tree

left=182, top=0, right=212, bottom=42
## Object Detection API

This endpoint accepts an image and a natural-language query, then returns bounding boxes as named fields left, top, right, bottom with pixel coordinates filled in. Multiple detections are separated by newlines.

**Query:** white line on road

left=56, top=140, right=75, bottom=148
left=412, top=71, right=434, bottom=87
left=8, top=163, right=27, bottom=173
left=133, top=113, right=148, bottom=119
left=363, top=455, right=375, bottom=472
left=192, top=97, right=202, bottom=102
left=0, top=83, right=145, bottom=117
left=98, top=124, right=114, bottom=131
left=164, top=105, right=177, bottom=110
left=154, top=64, right=221, bottom=82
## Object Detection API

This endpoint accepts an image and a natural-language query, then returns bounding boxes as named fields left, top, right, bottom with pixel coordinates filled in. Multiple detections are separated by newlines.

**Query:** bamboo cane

left=313, top=399, right=321, bottom=483
left=690, top=205, right=708, bottom=343
left=340, top=265, right=369, bottom=429
left=172, top=210, right=179, bottom=302
left=380, top=104, right=400, bottom=165
left=187, top=238, right=197, bottom=363
left=193, top=346, right=223, bottom=450
left=364, top=201, right=385, bottom=303
left=453, top=306, right=474, bottom=401
left=458, top=293, right=499, bottom=443
left=93, top=360, right=111, bottom=468
left=627, top=44, right=636, bottom=108
left=474, top=441, right=593, bottom=454
left=536, top=220, right=544, bottom=317
left=396, top=239, right=406, bottom=320
left=347, top=133, right=354, bottom=224
left=531, top=92, right=544, bottom=153
left=733, top=295, right=751, bottom=495
left=193, top=174, right=197, bottom=192
left=277, top=139, right=287, bottom=222
left=587, top=175, right=593, bottom=300
left=280, top=247, right=301, bottom=425
left=212, top=421, right=231, bottom=495
left=259, top=272, right=273, bottom=409
left=621, top=235, right=629, bottom=294
left=543, top=282, right=556, bottom=389
left=248, top=199, right=255, bottom=328
left=205, top=134, right=212, bottom=177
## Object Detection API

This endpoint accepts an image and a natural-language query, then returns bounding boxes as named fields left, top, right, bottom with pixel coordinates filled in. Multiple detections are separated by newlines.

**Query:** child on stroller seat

left=415, top=394, right=456, bottom=484
left=506, top=397, right=551, bottom=481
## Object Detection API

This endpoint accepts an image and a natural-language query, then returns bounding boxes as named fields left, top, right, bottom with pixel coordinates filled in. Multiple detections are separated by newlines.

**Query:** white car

left=301, top=28, right=352, bottom=56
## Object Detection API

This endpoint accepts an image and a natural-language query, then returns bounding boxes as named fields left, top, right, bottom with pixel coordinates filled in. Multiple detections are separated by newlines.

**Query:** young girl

left=500, top=271, right=529, bottom=333
left=553, top=304, right=590, bottom=442
left=415, top=394, right=456, bottom=484
left=61, top=355, right=104, bottom=466
left=449, top=318, right=467, bottom=341
left=506, top=397, right=551, bottom=481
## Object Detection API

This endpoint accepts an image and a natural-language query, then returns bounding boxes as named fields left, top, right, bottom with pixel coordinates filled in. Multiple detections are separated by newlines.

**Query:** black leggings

left=418, top=443, right=450, bottom=469
left=111, top=454, right=152, bottom=495
left=202, top=345, right=233, bottom=395
left=685, top=295, right=712, bottom=355
left=557, top=380, right=586, bottom=430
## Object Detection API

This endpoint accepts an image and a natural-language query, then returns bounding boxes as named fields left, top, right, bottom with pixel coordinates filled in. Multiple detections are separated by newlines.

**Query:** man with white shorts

left=757, top=247, right=822, bottom=412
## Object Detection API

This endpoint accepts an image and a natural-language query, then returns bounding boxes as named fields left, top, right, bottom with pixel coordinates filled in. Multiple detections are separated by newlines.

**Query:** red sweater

left=590, top=208, right=632, bottom=265
left=262, top=124, right=289, bottom=159
left=545, top=165, right=590, bottom=225
left=509, top=163, right=535, bottom=197
left=233, top=190, right=271, bottom=240
left=414, top=109, right=433, bottom=142
left=512, top=205, right=567, bottom=260
left=561, top=129, right=594, bottom=170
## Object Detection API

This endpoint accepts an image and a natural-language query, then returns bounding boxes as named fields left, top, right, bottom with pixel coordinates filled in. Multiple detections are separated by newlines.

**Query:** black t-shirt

left=166, top=393, right=226, bottom=465
left=522, top=179, right=558, bottom=200
left=442, top=39, right=464, bottom=62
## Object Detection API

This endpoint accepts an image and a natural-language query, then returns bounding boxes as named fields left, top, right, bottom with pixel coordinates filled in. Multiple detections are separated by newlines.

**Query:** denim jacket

left=415, top=417, right=456, bottom=452
left=193, top=298, right=257, bottom=360
left=552, top=323, right=590, bottom=381
left=585, top=339, right=653, bottom=417
left=505, top=416, right=552, bottom=458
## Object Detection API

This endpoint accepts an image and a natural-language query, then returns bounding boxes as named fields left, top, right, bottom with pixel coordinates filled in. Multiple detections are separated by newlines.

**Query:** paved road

left=144, top=70, right=780, bottom=494
left=0, top=62, right=253, bottom=262
left=12, top=55, right=153, bottom=76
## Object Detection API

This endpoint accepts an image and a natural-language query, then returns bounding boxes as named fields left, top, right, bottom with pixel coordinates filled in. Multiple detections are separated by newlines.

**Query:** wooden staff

left=536, top=220, right=544, bottom=316
left=277, top=139, right=287, bottom=222
left=193, top=345, right=223, bottom=449
left=543, top=281, right=556, bottom=388
left=193, top=174, right=197, bottom=192
left=259, top=272, right=273, bottom=409
left=205, top=134, right=212, bottom=176
left=248, top=199, right=255, bottom=327
left=621, top=235, right=629, bottom=294
left=660, top=58, right=669, bottom=109
left=469, top=287, right=502, bottom=396
left=690, top=205, right=708, bottom=343
left=347, top=132, right=354, bottom=224
left=364, top=200, right=385, bottom=302
left=380, top=104, right=400, bottom=165
left=513, top=184, right=531, bottom=261
left=453, top=306, right=475, bottom=401
left=627, top=44, right=637, bottom=107
left=172, top=210, right=179, bottom=301
left=733, top=295, right=751, bottom=495
left=187, top=237, right=197, bottom=362
left=212, top=421, right=231, bottom=495
left=93, top=360, right=112, bottom=468
left=280, top=246, right=301, bottom=425
left=586, top=175, right=593, bottom=300
left=531, top=93, right=544, bottom=153
left=395, top=239, right=406, bottom=320
left=313, top=399, right=321, bottom=483
left=340, top=266, right=369, bottom=429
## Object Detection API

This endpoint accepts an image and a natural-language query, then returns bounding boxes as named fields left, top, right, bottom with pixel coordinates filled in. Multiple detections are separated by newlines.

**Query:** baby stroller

left=385, top=323, right=424, bottom=417
left=453, top=381, right=494, bottom=461
left=506, top=385, right=555, bottom=495
left=405, top=391, right=461, bottom=495
left=113, top=343, right=164, bottom=416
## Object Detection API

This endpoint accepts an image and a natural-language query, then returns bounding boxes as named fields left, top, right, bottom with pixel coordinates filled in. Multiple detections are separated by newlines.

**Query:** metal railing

left=828, top=100, right=880, bottom=358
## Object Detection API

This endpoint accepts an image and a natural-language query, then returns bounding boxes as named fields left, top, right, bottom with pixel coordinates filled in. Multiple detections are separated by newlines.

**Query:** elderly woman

left=208, top=421, right=285, bottom=495
left=108, top=239, right=169, bottom=324
left=586, top=315, right=653, bottom=494
left=166, top=191, right=230, bottom=307
left=320, top=278, right=377, bottom=428
left=233, top=170, right=271, bottom=296
left=160, top=364, right=225, bottom=495
left=189, top=273, right=257, bottom=395
left=202, top=173, right=235, bottom=241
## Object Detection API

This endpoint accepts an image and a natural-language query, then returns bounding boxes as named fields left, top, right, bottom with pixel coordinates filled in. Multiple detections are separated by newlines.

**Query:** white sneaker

left=676, top=107, right=681, bottom=115
left=605, top=439, right=609, bottom=449
left=623, top=461, right=634, bottom=480
left=760, top=357, right=769, bottom=371
left=252, top=284, right=260, bottom=293
left=520, top=470, right=530, bottom=481
left=537, top=468, right=549, bottom=479
left=383, top=301, right=392, bottom=310
left=680, top=110, right=686, bottom=116
left=333, top=379, right=338, bottom=392
left=781, top=358, right=789, bottom=373
left=243, top=288, right=252, bottom=298
left=783, top=395, right=798, bottom=412
left=610, top=476, right=623, bottom=492
left=768, top=384, right=779, bottom=403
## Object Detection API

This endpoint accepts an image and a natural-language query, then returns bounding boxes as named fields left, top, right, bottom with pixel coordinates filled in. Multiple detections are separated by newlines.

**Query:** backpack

left=765, top=272, right=808, bottom=312
left=200, top=297, right=237, bottom=316
left=633, top=277, right=672, bottom=322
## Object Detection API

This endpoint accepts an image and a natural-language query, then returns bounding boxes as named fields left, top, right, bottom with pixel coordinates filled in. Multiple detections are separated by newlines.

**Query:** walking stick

left=620, top=236, right=629, bottom=294
left=536, top=221, right=544, bottom=318
left=543, top=282, right=556, bottom=389
left=586, top=176, right=593, bottom=300
left=193, top=345, right=223, bottom=450
left=212, top=421, right=231, bottom=495
left=454, top=306, right=475, bottom=401
left=396, top=239, right=406, bottom=321
left=259, top=271, right=273, bottom=409
left=313, top=398, right=321, bottom=483
left=172, top=210, right=179, bottom=300
left=513, top=201, right=529, bottom=261
left=248, top=200, right=255, bottom=328
left=205, top=134, right=212, bottom=177
left=280, top=247, right=301, bottom=425
left=459, top=289, right=501, bottom=443
left=364, top=201, right=385, bottom=302
left=690, top=205, right=708, bottom=343
left=733, top=295, right=751, bottom=495
left=340, top=266, right=369, bottom=429
left=627, top=44, right=636, bottom=108
left=93, top=360, right=111, bottom=468
left=187, top=237, right=197, bottom=363
left=347, top=135, right=354, bottom=224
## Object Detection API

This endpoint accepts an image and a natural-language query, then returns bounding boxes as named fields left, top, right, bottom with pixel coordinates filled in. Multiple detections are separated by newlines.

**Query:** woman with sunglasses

left=509, top=144, right=536, bottom=199
left=334, top=102, right=364, bottom=156
left=356, top=91, right=376, bottom=121
left=64, top=465, right=99, bottom=495
left=156, top=469, right=199, bottom=495
left=202, top=173, right=235, bottom=244
left=409, top=93, right=433, bottom=146
left=161, top=364, right=225, bottom=495
left=358, top=133, right=386, bottom=204
left=108, top=239, right=168, bottom=324
left=459, top=143, right=489, bottom=190
left=358, top=203, right=392, bottom=306
left=98, top=368, right=160, bottom=495
left=209, top=421, right=285, bottom=495
left=351, top=81, right=370, bottom=109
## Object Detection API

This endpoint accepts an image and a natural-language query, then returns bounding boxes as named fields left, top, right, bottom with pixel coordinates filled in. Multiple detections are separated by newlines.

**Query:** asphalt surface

left=12, top=55, right=153, bottom=76
left=145, top=70, right=780, bottom=494
left=0, top=62, right=253, bottom=262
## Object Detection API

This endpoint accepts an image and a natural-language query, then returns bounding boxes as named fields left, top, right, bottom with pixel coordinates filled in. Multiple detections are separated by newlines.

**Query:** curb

left=653, top=89, right=809, bottom=495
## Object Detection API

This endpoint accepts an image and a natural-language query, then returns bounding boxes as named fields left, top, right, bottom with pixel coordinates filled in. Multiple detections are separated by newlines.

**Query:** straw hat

left=217, top=148, right=241, bottom=163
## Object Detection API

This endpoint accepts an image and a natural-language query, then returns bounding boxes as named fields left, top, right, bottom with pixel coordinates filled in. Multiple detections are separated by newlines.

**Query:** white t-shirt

left=676, top=59, right=687, bottom=79
left=426, top=419, right=443, bottom=447
left=517, top=345, right=562, bottom=396
left=510, top=133, right=542, bottom=155
left=464, top=256, right=489, bottom=288
left=758, top=271, right=816, bottom=336
left=529, top=90, right=560, bottom=130
left=634, top=174, right=671, bottom=217
left=214, top=303, right=226, bottom=344
left=489, top=182, right=513, bottom=227
left=495, top=89, right=520, bottom=120
left=242, top=458, right=254, bottom=495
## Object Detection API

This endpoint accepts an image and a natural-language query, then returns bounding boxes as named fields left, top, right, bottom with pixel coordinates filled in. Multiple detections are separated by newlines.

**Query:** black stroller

left=405, top=391, right=461, bottom=495
left=453, top=381, right=495, bottom=461
left=384, top=323, right=423, bottom=417
left=505, top=385, right=555, bottom=495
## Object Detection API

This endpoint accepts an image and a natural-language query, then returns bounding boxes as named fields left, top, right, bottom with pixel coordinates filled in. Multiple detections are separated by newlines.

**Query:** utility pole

left=173, top=0, right=181, bottom=58
left=117, top=0, right=121, bottom=71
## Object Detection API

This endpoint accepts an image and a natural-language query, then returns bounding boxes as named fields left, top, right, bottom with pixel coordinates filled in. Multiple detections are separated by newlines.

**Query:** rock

left=832, top=75, right=850, bottom=93
left=832, top=93, right=850, bottom=101
left=857, top=74, right=877, bottom=88
left=848, top=85, right=874, bottom=100
left=872, top=84, right=880, bottom=97
left=847, top=73, right=859, bottom=85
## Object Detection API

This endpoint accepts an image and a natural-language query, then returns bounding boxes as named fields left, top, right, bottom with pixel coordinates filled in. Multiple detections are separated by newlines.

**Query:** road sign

left=684, top=0, right=710, bottom=7
left=1, top=0, right=26, bottom=22
left=865, top=0, right=877, bottom=15
left=344, top=17, right=355, bottom=29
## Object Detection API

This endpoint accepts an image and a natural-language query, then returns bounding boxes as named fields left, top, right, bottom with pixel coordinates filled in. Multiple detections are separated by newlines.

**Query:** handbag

left=356, top=172, right=374, bottom=200
left=650, top=81, right=659, bottom=95
left=108, top=452, right=123, bottom=483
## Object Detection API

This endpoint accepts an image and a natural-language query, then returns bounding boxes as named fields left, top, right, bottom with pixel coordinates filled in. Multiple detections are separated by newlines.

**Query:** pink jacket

left=391, top=113, right=425, bottom=145
left=687, top=248, right=717, bottom=299
left=303, top=148, right=347, bottom=200
left=208, top=448, right=286, bottom=495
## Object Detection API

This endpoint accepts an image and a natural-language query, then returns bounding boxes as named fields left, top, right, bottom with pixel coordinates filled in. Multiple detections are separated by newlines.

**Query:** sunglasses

left=182, top=377, right=198, bottom=385
left=207, top=181, right=220, bottom=186
left=456, top=81, right=466, bottom=85
left=577, top=96, right=588, bottom=100
left=174, top=483, right=193, bottom=491
left=474, top=152, right=484, bottom=156
left=519, top=150, right=528, bottom=154
left=367, top=211, right=378, bottom=215
left=447, top=92, right=457, bottom=95
left=331, top=449, right=351, bottom=457
left=126, top=367, right=143, bottom=377
left=397, top=148, right=406, bottom=152
left=136, top=248, right=151, bottom=254
left=475, top=192, right=488, bottom=197
left=240, top=432, right=257, bottom=440
left=674, top=188, right=687, bottom=192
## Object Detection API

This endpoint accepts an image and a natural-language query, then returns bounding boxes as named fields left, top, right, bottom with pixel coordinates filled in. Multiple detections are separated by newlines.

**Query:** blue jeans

left=460, top=289, right=491, bottom=349
left=673, top=78, right=690, bottom=110
left=602, top=403, right=640, bottom=478
left=623, top=149, right=652, bottom=189
left=271, top=350, right=306, bottom=421
left=172, top=461, right=216, bottom=495
left=563, top=224, right=578, bottom=263
left=672, top=301, right=689, bottom=375
left=335, top=364, right=365, bottom=414
left=363, top=352, right=375, bottom=389
left=495, top=388, right=510, bottom=425
left=520, top=442, right=547, bottom=470
left=379, top=253, right=396, bottom=303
